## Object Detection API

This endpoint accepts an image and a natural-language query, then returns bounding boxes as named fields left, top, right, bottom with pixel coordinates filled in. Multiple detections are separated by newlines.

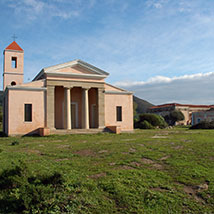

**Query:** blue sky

left=1, top=0, right=214, bottom=104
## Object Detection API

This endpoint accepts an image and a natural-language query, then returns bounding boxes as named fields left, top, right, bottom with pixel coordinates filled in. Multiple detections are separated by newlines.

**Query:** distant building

left=192, top=109, right=214, bottom=125
left=2, top=41, right=133, bottom=136
left=148, top=103, right=214, bottom=125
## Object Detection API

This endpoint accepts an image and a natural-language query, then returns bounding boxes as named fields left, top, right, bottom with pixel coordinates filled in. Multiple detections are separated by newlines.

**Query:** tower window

left=24, top=104, right=32, bottom=122
left=11, top=57, right=17, bottom=68
left=116, top=106, right=122, bottom=122
left=11, top=81, right=16, bottom=86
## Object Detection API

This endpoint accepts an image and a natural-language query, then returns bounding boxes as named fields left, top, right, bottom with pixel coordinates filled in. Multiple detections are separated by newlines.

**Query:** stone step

left=51, top=128, right=106, bottom=135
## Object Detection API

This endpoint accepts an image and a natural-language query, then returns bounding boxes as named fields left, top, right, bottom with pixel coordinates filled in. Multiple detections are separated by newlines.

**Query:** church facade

left=2, top=41, right=133, bottom=136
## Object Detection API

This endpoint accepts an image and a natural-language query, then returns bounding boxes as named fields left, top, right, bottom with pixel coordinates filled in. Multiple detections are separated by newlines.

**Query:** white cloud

left=146, top=0, right=168, bottom=9
left=115, top=72, right=214, bottom=87
left=7, top=0, right=84, bottom=21
left=115, top=72, right=214, bottom=105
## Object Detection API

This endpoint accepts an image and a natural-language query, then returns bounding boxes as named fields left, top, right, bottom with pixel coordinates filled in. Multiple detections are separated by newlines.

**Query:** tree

left=164, top=110, right=184, bottom=125
left=137, top=113, right=168, bottom=129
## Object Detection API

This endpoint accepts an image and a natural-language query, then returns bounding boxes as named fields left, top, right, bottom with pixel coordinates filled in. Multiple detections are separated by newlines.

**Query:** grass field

left=0, top=128, right=214, bottom=213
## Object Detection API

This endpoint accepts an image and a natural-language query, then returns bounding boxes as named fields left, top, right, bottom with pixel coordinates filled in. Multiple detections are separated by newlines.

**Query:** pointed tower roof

left=5, top=41, right=23, bottom=52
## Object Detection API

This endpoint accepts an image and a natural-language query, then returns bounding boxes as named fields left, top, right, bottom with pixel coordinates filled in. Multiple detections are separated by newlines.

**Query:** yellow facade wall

left=7, top=90, right=45, bottom=135
left=105, top=93, right=133, bottom=131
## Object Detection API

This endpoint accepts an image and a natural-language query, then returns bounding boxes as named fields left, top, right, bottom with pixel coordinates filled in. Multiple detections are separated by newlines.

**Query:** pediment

left=45, top=60, right=108, bottom=76
left=33, top=59, right=109, bottom=81
left=58, top=65, right=95, bottom=75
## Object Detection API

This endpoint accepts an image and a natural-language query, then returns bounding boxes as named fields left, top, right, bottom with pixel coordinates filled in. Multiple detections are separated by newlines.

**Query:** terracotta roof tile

left=150, top=103, right=214, bottom=109
left=5, top=41, right=23, bottom=51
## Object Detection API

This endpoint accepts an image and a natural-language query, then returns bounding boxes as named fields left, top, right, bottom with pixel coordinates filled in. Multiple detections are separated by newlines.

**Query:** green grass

left=0, top=128, right=214, bottom=213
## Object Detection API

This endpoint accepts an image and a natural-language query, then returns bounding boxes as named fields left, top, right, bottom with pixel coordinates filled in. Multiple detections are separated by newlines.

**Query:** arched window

left=11, top=81, right=16, bottom=86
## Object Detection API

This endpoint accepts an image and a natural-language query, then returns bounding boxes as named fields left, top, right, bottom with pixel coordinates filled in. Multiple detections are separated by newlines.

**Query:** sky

left=1, top=0, right=214, bottom=105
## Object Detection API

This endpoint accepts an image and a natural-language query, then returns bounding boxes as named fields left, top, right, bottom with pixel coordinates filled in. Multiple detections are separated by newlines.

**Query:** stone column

left=64, top=87, right=72, bottom=129
left=82, top=88, right=89, bottom=129
left=97, top=88, right=105, bottom=128
left=46, top=85, right=55, bottom=129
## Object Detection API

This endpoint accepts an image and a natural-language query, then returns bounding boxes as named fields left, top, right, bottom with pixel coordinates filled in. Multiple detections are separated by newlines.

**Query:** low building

left=148, top=103, right=214, bottom=125
left=2, top=41, right=133, bottom=136
left=192, top=109, right=214, bottom=125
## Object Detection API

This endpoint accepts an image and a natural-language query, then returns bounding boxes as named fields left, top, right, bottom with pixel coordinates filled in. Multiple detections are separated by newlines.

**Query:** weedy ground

left=0, top=128, right=214, bottom=213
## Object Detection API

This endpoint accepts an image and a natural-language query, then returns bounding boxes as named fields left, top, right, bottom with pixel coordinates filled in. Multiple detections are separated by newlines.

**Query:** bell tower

left=3, top=41, right=24, bottom=90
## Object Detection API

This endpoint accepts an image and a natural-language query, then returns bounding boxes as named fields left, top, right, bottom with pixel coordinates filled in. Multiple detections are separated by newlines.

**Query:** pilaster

left=97, top=88, right=105, bottom=128
left=46, top=85, right=55, bottom=129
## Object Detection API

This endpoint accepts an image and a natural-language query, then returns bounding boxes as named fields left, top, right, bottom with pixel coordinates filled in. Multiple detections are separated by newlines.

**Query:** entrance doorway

left=71, top=102, right=78, bottom=128
left=91, top=104, right=97, bottom=128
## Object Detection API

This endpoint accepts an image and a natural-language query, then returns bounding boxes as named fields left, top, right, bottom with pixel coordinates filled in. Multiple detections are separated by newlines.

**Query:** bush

left=11, top=141, right=19, bottom=146
left=0, top=161, right=65, bottom=213
left=139, top=121, right=154, bottom=129
left=138, top=114, right=168, bottom=129
left=190, top=121, right=214, bottom=129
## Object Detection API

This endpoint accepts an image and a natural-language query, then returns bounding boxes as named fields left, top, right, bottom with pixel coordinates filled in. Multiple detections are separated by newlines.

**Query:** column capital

left=98, top=88, right=105, bottom=93
left=65, top=86, right=72, bottom=90
left=47, top=85, right=55, bottom=89
left=82, top=87, right=90, bottom=91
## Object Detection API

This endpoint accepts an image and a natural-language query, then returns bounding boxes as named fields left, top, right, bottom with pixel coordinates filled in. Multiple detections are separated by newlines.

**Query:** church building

left=2, top=41, right=133, bottom=136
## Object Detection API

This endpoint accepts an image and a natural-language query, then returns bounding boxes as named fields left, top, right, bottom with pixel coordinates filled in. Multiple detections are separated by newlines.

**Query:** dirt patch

left=116, top=165, right=135, bottom=170
left=178, top=181, right=209, bottom=203
left=73, top=149, right=95, bottom=157
left=109, top=162, right=116, bottom=166
left=57, top=144, right=70, bottom=149
left=130, top=161, right=141, bottom=167
left=173, top=145, right=184, bottom=150
left=98, top=150, right=108, bottom=154
left=141, top=158, right=155, bottom=164
left=160, top=155, right=170, bottom=161
left=89, top=172, right=106, bottom=179
left=209, top=156, right=214, bottom=161
left=183, top=186, right=204, bottom=202
left=195, top=183, right=209, bottom=192
left=129, top=148, right=136, bottom=153
left=23, top=149, right=41, bottom=155
left=138, top=144, right=145, bottom=147
left=122, top=152, right=129, bottom=155
left=101, top=140, right=112, bottom=143
left=141, top=158, right=164, bottom=170
left=53, top=140, right=63, bottom=143
left=153, top=163, right=164, bottom=170
left=152, top=135, right=168, bottom=139
left=151, top=187, right=170, bottom=192
left=55, top=158, right=69, bottom=162
left=121, top=139, right=135, bottom=142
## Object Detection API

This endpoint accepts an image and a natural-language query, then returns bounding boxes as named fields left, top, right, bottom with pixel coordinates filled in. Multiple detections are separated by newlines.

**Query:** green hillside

left=133, top=95, right=154, bottom=114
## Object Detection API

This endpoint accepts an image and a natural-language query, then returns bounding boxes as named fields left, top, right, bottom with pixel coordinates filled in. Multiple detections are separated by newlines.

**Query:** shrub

left=190, top=121, right=214, bottom=129
left=139, top=121, right=154, bottom=129
left=138, top=114, right=168, bottom=129
left=11, top=141, right=19, bottom=146
left=0, top=161, right=65, bottom=213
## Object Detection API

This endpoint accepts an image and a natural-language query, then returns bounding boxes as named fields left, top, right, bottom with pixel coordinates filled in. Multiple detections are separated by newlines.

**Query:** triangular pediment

left=33, top=59, right=109, bottom=81
left=44, top=59, right=109, bottom=76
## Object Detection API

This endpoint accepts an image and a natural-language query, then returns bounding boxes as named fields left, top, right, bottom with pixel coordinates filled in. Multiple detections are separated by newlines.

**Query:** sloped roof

left=33, top=59, right=109, bottom=81
left=5, top=41, right=23, bottom=51
left=150, top=103, right=214, bottom=109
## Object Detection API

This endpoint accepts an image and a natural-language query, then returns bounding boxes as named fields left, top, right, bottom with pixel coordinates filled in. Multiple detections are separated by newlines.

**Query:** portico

left=46, top=80, right=105, bottom=131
